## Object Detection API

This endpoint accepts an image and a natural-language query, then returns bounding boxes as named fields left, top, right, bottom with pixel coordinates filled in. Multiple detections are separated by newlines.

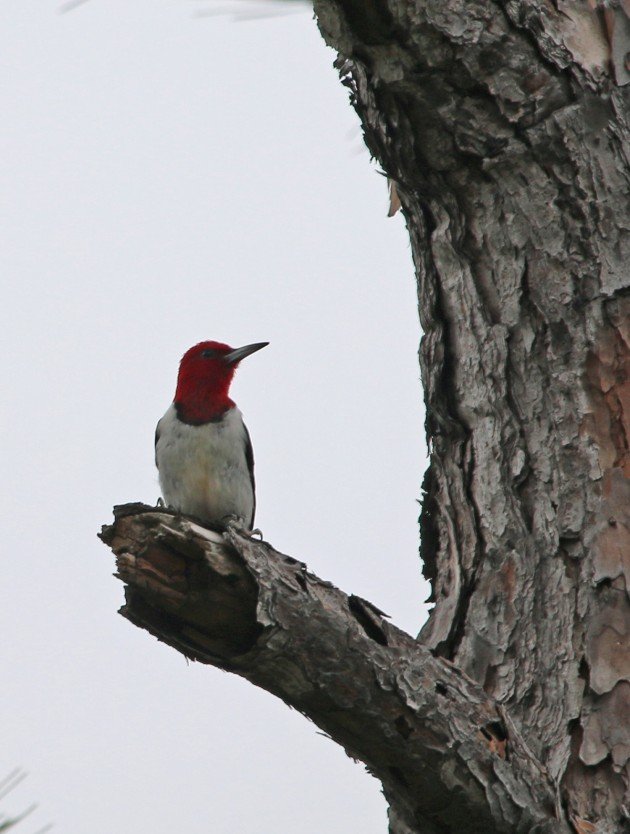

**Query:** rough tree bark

left=100, top=2, right=630, bottom=832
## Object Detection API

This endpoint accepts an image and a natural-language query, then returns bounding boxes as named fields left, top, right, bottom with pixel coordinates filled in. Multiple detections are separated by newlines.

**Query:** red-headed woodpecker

left=155, top=340, right=268, bottom=530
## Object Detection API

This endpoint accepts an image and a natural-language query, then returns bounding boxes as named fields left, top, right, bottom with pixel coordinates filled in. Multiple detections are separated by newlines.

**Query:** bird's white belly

left=155, top=405, right=254, bottom=527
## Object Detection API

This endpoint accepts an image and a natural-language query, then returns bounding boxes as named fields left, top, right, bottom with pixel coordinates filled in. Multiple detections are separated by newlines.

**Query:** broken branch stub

left=100, top=505, right=570, bottom=834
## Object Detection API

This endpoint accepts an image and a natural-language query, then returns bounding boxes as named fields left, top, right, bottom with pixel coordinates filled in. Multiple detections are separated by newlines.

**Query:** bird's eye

left=201, top=349, right=216, bottom=359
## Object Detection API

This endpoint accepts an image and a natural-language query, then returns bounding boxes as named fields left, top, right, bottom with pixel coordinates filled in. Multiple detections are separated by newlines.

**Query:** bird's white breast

left=155, top=404, right=254, bottom=527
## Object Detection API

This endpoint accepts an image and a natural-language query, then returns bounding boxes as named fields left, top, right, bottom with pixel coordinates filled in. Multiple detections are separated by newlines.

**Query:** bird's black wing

left=154, top=421, right=161, bottom=468
left=243, top=423, right=256, bottom=528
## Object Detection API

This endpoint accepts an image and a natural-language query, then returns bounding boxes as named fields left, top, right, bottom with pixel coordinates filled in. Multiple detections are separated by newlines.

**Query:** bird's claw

left=223, top=515, right=263, bottom=539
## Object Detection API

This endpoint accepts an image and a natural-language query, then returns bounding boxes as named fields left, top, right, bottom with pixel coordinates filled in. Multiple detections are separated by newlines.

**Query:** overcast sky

left=0, top=2, right=429, bottom=832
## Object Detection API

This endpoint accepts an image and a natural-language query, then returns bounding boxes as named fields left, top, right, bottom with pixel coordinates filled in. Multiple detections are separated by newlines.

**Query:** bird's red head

left=174, top=340, right=268, bottom=424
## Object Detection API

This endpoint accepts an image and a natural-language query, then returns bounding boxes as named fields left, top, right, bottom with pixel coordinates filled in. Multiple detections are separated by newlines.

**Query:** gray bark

left=101, top=506, right=568, bottom=834
left=100, top=1, right=630, bottom=831
left=311, top=0, right=630, bottom=829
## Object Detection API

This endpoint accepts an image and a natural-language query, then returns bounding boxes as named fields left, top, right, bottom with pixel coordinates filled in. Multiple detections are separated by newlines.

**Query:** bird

left=155, top=340, right=268, bottom=530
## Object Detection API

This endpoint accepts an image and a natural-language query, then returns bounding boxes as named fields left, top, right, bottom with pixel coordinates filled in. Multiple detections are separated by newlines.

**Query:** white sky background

left=0, top=2, right=430, bottom=832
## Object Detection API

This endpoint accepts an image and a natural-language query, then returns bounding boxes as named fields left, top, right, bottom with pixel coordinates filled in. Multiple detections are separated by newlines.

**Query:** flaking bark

left=101, top=505, right=569, bottom=834
left=309, top=0, right=630, bottom=829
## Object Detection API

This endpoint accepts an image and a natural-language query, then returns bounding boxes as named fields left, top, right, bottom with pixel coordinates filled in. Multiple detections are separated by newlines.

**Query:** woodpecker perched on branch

left=155, top=340, right=268, bottom=530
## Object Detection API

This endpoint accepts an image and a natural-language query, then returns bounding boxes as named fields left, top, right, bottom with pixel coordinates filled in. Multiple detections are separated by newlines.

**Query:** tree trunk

left=101, top=2, right=630, bottom=832
left=315, top=0, right=630, bottom=829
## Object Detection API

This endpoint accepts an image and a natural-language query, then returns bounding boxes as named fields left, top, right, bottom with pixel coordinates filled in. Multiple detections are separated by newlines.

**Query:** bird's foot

left=222, top=515, right=263, bottom=539
left=222, top=514, right=247, bottom=532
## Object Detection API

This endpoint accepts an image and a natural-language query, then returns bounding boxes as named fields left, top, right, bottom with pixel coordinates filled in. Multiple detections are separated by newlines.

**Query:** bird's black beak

left=224, top=342, right=269, bottom=365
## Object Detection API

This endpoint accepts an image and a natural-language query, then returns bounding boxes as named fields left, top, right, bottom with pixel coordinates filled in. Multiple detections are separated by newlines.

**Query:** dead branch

left=100, top=504, right=570, bottom=834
